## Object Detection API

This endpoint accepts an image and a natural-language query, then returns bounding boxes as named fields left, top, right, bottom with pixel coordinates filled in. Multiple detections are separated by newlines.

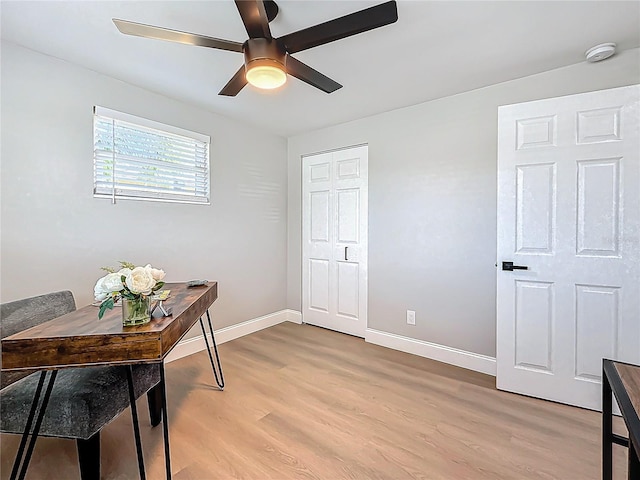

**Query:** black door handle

left=502, top=261, right=528, bottom=271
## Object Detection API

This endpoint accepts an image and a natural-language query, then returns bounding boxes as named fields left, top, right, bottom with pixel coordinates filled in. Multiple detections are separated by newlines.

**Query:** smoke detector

left=585, top=43, right=616, bottom=62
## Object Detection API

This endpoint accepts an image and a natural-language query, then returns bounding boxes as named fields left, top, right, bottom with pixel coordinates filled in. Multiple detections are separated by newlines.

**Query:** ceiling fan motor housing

left=243, top=38, right=286, bottom=71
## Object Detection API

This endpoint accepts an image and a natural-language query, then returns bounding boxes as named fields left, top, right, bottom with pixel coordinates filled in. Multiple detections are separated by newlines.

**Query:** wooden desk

left=603, top=359, right=640, bottom=480
left=1, top=282, right=218, bottom=480
left=2, top=282, right=218, bottom=370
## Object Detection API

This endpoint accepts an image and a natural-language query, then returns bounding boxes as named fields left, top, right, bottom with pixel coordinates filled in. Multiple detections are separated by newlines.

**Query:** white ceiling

left=2, top=1, right=639, bottom=137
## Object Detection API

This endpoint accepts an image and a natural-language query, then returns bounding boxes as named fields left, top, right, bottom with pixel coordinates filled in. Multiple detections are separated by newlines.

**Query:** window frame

left=93, top=106, right=211, bottom=205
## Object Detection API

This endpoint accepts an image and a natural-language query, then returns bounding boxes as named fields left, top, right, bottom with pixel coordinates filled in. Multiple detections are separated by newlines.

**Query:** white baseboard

left=165, top=309, right=302, bottom=363
left=285, top=309, right=302, bottom=324
left=167, top=310, right=495, bottom=377
left=365, top=328, right=496, bottom=376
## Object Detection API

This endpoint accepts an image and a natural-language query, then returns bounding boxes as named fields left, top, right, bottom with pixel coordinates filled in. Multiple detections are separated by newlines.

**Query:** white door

left=496, top=85, right=640, bottom=410
left=302, top=145, right=368, bottom=337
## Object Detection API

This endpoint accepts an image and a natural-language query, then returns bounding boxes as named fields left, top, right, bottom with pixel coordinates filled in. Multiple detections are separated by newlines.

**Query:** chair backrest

left=1, top=291, right=76, bottom=388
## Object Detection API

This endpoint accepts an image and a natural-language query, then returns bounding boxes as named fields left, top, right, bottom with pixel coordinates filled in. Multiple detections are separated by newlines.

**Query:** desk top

left=615, top=362, right=640, bottom=423
left=1, top=282, right=217, bottom=371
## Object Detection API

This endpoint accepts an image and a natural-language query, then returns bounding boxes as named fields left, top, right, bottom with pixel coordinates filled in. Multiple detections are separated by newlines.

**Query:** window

left=93, top=106, right=210, bottom=204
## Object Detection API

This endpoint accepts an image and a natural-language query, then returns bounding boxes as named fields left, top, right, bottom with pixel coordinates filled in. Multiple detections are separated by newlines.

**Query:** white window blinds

left=93, top=106, right=210, bottom=204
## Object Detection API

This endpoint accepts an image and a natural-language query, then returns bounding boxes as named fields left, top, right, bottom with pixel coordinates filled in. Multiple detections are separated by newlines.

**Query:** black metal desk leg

left=147, top=383, right=163, bottom=427
left=199, top=310, right=225, bottom=390
left=126, top=366, right=146, bottom=480
left=159, top=363, right=172, bottom=479
left=603, top=361, right=613, bottom=480
left=76, top=432, right=100, bottom=480
left=16, top=370, right=58, bottom=480
left=629, top=442, right=639, bottom=480
left=10, top=371, right=47, bottom=480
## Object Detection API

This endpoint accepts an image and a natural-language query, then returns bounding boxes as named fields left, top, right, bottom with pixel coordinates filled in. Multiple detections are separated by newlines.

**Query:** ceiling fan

left=113, top=0, right=398, bottom=96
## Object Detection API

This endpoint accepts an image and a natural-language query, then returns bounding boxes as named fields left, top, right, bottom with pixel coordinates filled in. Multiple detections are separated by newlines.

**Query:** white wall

left=1, top=42, right=288, bottom=335
left=287, top=48, right=640, bottom=357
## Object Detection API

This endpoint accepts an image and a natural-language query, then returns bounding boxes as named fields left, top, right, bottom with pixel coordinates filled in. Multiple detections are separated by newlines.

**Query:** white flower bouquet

left=95, top=261, right=165, bottom=322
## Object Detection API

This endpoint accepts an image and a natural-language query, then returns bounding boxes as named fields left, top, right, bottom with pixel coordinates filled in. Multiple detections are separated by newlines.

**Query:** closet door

left=302, top=145, right=368, bottom=337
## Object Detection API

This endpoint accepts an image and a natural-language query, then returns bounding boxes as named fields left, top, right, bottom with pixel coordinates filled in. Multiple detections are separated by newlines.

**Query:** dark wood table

left=2, top=282, right=218, bottom=480
left=603, top=359, right=640, bottom=480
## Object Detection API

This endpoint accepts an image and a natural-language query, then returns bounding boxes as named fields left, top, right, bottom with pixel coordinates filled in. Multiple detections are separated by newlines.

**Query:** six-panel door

left=302, top=145, right=368, bottom=337
left=496, top=85, right=640, bottom=410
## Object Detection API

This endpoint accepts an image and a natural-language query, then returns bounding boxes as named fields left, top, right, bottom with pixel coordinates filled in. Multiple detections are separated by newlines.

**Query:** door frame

left=300, top=143, right=369, bottom=335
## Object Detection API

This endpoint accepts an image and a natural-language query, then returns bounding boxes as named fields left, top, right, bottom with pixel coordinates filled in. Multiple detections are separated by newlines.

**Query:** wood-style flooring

left=1, top=322, right=629, bottom=479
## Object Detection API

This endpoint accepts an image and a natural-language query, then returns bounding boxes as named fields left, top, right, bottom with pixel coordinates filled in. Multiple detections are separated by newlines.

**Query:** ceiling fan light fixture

left=246, top=58, right=286, bottom=90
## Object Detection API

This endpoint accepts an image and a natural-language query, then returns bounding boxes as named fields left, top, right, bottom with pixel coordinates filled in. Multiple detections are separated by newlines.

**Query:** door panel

left=310, top=162, right=331, bottom=181
left=337, top=189, right=359, bottom=244
left=302, top=146, right=368, bottom=337
left=514, top=280, right=554, bottom=373
left=497, top=85, right=639, bottom=410
left=576, top=107, right=621, bottom=144
left=310, top=191, right=330, bottom=242
left=576, top=158, right=620, bottom=256
left=309, top=259, right=329, bottom=312
left=303, top=152, right=332, bottom=327
left=336, top=157, right=360, bottom=179
left=516, top=115, right=557, bottom=149
left=515, top=163, right=556, bottom=254
left=574, top=284, right=619, bottom=381
left=337, top=261, right=359, bottom=319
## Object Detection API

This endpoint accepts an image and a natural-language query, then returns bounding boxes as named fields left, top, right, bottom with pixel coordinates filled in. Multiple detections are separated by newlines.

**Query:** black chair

left=0, top=291, right=163, bottom=480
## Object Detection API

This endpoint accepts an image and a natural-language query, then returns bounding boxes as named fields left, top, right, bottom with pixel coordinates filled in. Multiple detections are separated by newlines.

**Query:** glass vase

left=122, top=296, right=151, bottom=326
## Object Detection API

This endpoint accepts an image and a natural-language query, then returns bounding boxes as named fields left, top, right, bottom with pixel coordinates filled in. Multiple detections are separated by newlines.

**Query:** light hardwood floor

left=1, top=322, right=629, bottom=479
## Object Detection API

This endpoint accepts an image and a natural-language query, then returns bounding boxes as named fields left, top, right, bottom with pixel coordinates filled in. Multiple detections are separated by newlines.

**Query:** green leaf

left=152, top=282, right=165, bottom=291
left=98, top=298, right=115, bottom=319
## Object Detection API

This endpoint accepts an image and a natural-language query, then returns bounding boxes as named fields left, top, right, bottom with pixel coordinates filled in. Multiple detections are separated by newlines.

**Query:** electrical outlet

left=406, top=310, right=416, bottom=325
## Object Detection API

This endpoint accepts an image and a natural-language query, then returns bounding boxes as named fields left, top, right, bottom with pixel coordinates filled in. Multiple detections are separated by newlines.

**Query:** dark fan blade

left=219, top=65, right=248, bottom=96
left=113, top=19, right=243, bottom=53
left=279, top=0, right=397, bottom=54
left=235, top=0, right=272, bottom=39
left=286, top=55, right=342, bottom=93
